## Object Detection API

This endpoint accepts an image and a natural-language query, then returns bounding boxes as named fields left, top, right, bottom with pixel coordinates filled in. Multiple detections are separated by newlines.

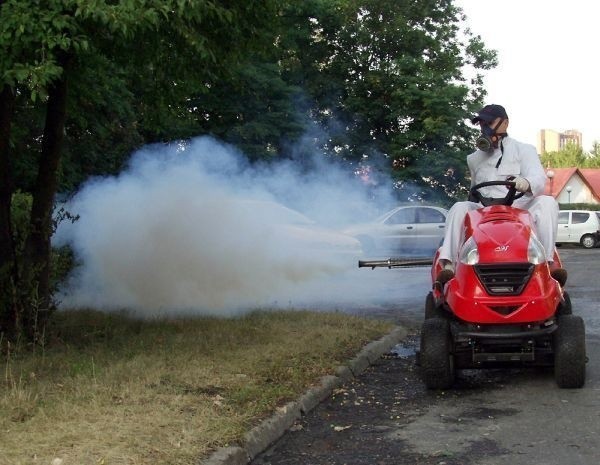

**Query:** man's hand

left=513, top=176, right=530, bottom=193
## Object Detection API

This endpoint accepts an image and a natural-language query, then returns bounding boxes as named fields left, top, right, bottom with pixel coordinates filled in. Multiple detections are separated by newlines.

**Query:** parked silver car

left=343, top=205, right=448, bottom=257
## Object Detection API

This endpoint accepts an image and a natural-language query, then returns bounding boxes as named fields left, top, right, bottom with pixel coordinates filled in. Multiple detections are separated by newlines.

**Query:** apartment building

left=537, top=129, right=582, bottom=154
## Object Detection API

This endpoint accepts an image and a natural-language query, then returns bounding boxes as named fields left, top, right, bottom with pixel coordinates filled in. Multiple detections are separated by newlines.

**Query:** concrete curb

left=200, top=325, right=408, bottom=465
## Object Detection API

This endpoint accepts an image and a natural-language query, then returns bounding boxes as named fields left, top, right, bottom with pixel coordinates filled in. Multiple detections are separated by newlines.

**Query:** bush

left=1, top=193, right=78, bottom=342
left=10, top=191, right=32, bottom=256
left=559, top=203, right=600, bottom=211
left=11, top=191, right=77, bottom=289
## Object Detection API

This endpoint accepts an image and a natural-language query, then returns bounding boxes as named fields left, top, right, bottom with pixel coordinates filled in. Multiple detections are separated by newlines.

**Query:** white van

left=556, top=210, right=600, bottom=248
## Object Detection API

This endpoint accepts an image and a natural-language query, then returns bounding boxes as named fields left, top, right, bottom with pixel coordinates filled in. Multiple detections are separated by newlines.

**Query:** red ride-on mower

left=421, top=180, right=586, bottom=389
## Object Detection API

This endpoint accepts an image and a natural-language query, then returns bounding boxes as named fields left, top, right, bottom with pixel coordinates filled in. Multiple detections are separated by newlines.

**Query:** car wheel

left=554, top=315, right=586, bottom=388
left=424, top=292, right=444, bottom=319
left=420, top=318, right=455, bottom=389
left=580, top=234, right=596, bottom=249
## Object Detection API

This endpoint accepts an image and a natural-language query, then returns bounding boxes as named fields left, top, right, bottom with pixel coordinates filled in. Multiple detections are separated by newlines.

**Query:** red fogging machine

left=358, top=181, right=586, bottom=390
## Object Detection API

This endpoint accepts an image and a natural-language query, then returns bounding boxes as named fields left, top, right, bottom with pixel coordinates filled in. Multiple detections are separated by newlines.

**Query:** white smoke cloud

left=53, top=136, right=409, bottom=316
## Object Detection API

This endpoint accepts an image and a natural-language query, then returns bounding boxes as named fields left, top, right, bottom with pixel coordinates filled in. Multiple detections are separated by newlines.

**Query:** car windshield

left=375, top=208, right=412, bottom=223
left=241, top=200, right=314, bottom=225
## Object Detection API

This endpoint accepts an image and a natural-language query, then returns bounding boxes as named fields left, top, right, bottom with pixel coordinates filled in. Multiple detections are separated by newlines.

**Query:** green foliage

left=50, top=245, right=75, bottom=292
left=7, top=192, right=75, bottom=327
left=559, top=203, right=600, bottom=211
left=3, top=0, right=496, bottom=198
left=3, top=0, right=284, bottom=191
left=541, top=142, right=600, bottom=169
left=9, top=192, right=32, bottom=256
left=541, top=143, right=586, bottom=167
left=0, top=0, right=77, bottom=97
left=59, top=51, right=145, bottom=191
left=278, top=0, right=496, bottom=202
left=193, top=61, right=305, bottom=161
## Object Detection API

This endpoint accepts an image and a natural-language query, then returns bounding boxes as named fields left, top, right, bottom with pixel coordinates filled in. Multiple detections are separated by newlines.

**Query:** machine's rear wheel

left=554, top=315, right=586, bottom=388
left=420, top=318, right=455, bottom=389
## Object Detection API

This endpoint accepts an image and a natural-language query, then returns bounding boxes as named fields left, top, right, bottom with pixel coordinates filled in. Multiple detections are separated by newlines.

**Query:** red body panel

left=432, top=205, right=563, bottom=324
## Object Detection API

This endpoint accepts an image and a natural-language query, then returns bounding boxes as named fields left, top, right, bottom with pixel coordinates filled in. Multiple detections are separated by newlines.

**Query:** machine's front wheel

left=557, top=291, right=572, bottom=316
left=420, top=318, right=455, bottom=389
left=554, top=315, right=586, bottom=388
left=424, top=292, right=444, bottom=319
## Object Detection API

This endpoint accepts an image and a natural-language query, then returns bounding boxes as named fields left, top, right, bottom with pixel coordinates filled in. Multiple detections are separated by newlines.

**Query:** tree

left=590, top=141, right=600, bottom=159
left=278, top=0, right=497, bottom=202
left=540, top=142, right=600, bottom=169
left=177, top=59, right=305, bottom=162
left=0, top=0, right=83, bottom=339
left=0, top=0, right=281, bottom=341
left=0, top=85, right=16, bottom=336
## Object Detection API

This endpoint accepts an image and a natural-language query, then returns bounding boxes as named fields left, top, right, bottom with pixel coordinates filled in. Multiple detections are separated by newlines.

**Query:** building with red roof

left=544, top=167, right=600, bottom=204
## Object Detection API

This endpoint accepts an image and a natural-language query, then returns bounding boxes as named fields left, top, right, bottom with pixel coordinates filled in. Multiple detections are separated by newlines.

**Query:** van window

left=572, top=212, right=590, bottom=224
left=558, top=212, right=569, bottom=224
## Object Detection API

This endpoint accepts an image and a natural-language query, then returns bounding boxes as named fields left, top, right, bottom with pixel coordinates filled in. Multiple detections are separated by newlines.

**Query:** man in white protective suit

left=437, top=104, right=567, bottom=286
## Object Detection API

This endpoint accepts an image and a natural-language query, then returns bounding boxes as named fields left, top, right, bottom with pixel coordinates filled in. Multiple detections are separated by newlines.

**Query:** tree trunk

left=0, top=84, right=18, bottom=339
left=22, top=54, right=72, bottom=339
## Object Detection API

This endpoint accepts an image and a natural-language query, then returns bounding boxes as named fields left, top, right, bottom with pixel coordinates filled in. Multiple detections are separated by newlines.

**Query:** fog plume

left=54, top=136, right=407, bottom=316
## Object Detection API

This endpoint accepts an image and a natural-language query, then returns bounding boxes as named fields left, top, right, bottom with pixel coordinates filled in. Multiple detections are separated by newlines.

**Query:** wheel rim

left=582, top=236, right=595, bottom=248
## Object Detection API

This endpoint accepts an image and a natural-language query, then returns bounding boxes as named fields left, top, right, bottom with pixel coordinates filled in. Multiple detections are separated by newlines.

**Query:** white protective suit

left=438, top=136, right=558, bottom=263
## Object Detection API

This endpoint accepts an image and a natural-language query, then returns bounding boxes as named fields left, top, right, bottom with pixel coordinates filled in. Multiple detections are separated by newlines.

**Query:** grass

left=0, top=309, right=393, bottom=465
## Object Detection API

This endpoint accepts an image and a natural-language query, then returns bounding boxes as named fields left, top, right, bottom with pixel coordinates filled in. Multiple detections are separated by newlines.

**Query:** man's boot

left=436, top=260, right=455, bottom=285
left=549, top=262, right=568, bottom=286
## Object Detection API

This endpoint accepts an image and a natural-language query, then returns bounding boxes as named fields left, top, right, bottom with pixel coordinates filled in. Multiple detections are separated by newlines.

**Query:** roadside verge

left=201, top=325, right=408, bottom=465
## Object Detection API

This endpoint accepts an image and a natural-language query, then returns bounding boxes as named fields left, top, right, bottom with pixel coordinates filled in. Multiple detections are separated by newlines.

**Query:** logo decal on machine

left=495, top=245, right=509, bottom=252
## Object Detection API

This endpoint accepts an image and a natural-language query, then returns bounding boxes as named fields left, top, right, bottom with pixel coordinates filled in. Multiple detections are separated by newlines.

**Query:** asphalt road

left=251, top=246, right=600, bottom=465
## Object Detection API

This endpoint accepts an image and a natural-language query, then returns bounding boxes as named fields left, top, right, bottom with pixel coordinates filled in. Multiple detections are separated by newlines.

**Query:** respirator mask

left=476, top=120, right=506, bottom=152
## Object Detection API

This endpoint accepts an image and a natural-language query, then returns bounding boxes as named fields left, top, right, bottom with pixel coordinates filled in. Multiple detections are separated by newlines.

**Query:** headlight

left=459, top=236, right=479, bottom=265
left=527, top=234, right=546, bottom=265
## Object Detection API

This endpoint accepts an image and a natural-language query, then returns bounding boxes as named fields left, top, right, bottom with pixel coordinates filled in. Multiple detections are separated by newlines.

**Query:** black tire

left=554, top=315, right=586, bottom=388
left=420, top=318, right=455, bottom=389
left=580, top=234, right=596, bottom=249
left=557, top=291, right=572, bottom=316
left=424, top=292, right=444, bottom=319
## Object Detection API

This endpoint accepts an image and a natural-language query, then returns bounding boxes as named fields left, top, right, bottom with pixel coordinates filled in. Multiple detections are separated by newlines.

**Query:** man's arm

left=519, top=143, right=547, bottom=196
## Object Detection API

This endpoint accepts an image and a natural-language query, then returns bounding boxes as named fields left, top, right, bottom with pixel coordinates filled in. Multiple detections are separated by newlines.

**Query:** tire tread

left=420, top=318, right=454, bottom=389
left=554, top=315, right=586, bottom=388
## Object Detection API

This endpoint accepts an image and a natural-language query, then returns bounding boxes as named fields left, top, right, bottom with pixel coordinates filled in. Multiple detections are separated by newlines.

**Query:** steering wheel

left=469, top=180, right=526, bottom=207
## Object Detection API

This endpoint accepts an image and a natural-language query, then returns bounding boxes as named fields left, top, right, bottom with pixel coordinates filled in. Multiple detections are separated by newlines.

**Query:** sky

left=455, top=0, right=600, bottom=151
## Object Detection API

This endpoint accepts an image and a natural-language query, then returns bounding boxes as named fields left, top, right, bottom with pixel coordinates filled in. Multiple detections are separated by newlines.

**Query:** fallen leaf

left=332, top=425, right=352, bottom=432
